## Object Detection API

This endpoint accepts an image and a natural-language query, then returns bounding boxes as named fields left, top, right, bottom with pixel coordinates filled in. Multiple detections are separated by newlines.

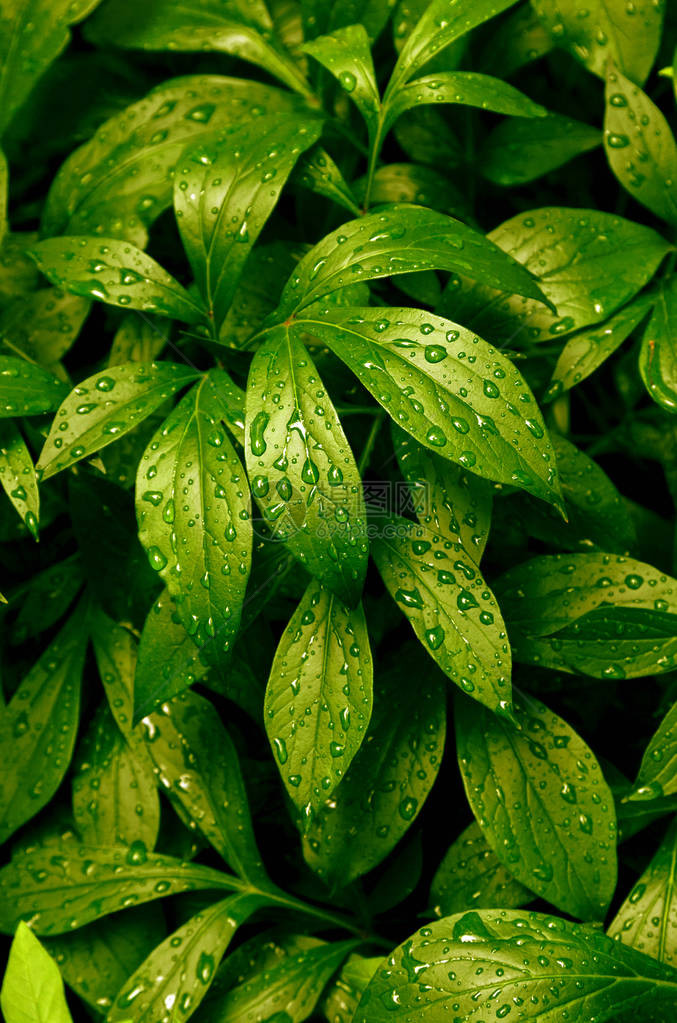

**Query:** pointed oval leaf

left=107, top=894, right=265, bottom=1023
left=276, top=205, right=551, bottom=317
left=299, top=308, right=560, bottom=506
left=630, top=701, right=677, bottom=801
left=37, top=361, right=199, bottom=480
left=430, top=820, right=531, bottom=918
left=245, top=324, right=368, bottom=604
left=292, top=145, right=362, bottom=216
left=0, top=420, right=39, bottom=537
left=29, top=236, right=206, bottom=323
left=174, top=113, right=321, bottom=326
left=303, top=25, right=380, bottom=142
left=640, top=276, right=677, bottom=414
left=0, top=922, right=72, bottom=1023
left=0, top=604, right=88, bottom=846
left=373, top=516, right=511, bottom=713
left=356, top=909, right=677, bottom=1022
left=91, top=610, right=139, bottom=735
left=480, top=113, right=601, bottom=186
left=0, top=356, right=68, bottom=418
left=140, top=690, right=269, bottom=886
left=456, top=689, right=618, bottom=920
left=303, top=655, right=446, bottom=887
left=0, top=288, right=91, bottom=367
left=0, top=843, right=241, bottom=936
left=265, top=578, right=373, bottom=822
left=136, top=375, right=252, bottom=655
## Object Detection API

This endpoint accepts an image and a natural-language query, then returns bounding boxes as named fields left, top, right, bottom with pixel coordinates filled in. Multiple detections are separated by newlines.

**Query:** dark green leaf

left=356, top=909, right=677, bottom=1022
left=29, top=236, right=206, bottom=323
left=11, top=555, right=83, bottom=644
left=478, top=2, right=552, bottom=77
left=609, top=817, right=677, bottom=966
left=0, top=356, right=67, bottom=417
left=304, top=25, right=380, bottom=143
left=639, top=276, right=677, bottom=414
left=322, top=954, right=382, bottom=1023
left=300, top=307, right=561, bottom=506
left=430, top=820, right=531, bottom=918
left=136, top=375, right=252, bottom=654
left=108, top=312, right=166, bottom=367
left=0, top=420, right=39, bottom=537
left=303, top=0, right=395, bottom=40
left=265, top=577, right=373, bottom=822
left=533, top=0, right=666, bottom=85
left=174, top=113, right=321, bottom=327
left=0, top=603, right=88, bottom=845
left=292, top=145, right=362, bottom=217
left=605, top=66, right=677, bottom=227
left=275, top=205, right=551, bottom=316
left=373, top=516, right=511, bottom=713
left=245, top=323, right=368, bottom=604
left=480, top=113, right=601, bottom=185
left=0, top=922, right=72, bottom=1023
left=0, top=842, right=240, bottom=935
left=303, top=654, right=446, bottom=887
left=456, top=689, right=617, bottom=919
left=107, top=894, right=265, bottom=1023
left=0, top=289, right=90, bottom=368
left=630, top=700, right=677, bottom=801
left=353, top=163, right=467, bottom=216
left=37, top=361, right=199, bottom=480
left=140, top=690, right=270, bottom=885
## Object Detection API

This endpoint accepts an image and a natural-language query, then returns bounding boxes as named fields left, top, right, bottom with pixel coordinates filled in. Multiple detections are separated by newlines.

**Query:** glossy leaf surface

left=0, top=922, right=72, bottom=1023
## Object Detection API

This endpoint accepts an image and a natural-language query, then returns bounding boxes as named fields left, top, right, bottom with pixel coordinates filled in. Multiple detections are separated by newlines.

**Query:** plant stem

left=358, top=411, right=386, bottom=474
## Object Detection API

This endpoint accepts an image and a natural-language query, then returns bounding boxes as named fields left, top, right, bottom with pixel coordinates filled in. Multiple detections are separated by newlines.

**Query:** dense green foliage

left=0, top=0, right=676, bottom=1020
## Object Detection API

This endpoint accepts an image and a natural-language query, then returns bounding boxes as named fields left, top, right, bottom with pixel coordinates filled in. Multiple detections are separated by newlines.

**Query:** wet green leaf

left=481, top=113, right=601, bottom=185
left=304, top=25, right=380, bottom=143
left=265, top=577, right=373, bottom=822
left=0, top=922, right=72, bottom=1023
left=0, top=603, right=88, bottom=845
left=245, top=323, right=368, bottom=604
left=456, top=689, right=617, bottom=920
left=11, top=554, right=83, bottom=644
left=0, top=842, right=240, bottom=935
left=356, top=909, right=677, bottom=1022
left=300, top=307, right=561, bottom=506
left=430, top=820, right=531, bottom=918
left=303, top=653, right=446, bottom=887
left=605, top=66, right=677, bottom=227
left=136, top=375, right=252, bottom=656
left=292, top=145, right=362, bottom=216
left=639, top=276, right=677, bottom=414
left=174, top=113, right=321, bottom=328
left=630, top=700, right=677, bottom=801
left=0, top=356, right=67, bottom=418
left=0, top=419, right=39, bottom=536
left=37, top=361, right=199, bottom=480
left=373, top=516, right=511, bottom=713
left=353, top=162, right=466, bottom=216
left=0, top=288, right=90, bottom=368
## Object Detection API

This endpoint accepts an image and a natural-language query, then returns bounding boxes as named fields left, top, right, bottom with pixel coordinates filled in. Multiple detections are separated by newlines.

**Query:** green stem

left=358, top=411, right=386, bottom=474
left=250, top=882, right=365, bottom=937
left=363, top=115, right=386, bottom=212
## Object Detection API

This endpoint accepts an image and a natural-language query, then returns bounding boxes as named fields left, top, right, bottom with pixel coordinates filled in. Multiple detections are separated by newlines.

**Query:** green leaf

left=0, top=0, right=102, bottom=138
left=496, top=553, right=677, bottom=678
left=265, top=578, right=373, bottom=823
left=353, top=162, right=467, bottom=216
left=44, top=907, right=166, bottom=1017
left=299, top=307, right=561, bottom=506
left=292, top=145, right=362, bottom=217
left=275, top=205, right=552, bottom=316
left=0, top=288, right=90, bottom=368
left=0, top=420, right=39, bottom=537
left=639, top=276, right=677, bottom=414
left=605, top=66, right=677, bottom=227
left=442, top=207, right=671, bottom=346
left=37, top=361, right=199, bottom=480
left=199, top=938, right=358, bottom=1023
left=383, top=71, right=546, bottom=135
left=85, top=0, right=311, bottom=97
left=480, top=113, right=601, bottom=186
left=42, top=75, right=302, bottom=246
left=29, top=236, right=206, bottom=323
left=304, top=25, right=380, bottom=143
left=456, top=689, right=618, bottom=920
left=393, top=427, right=493, bottom=563
left=630, top=700, right=677, bottom=801
left=245, top=323, right=368, bottom=604
left=373, top=516, right=511, bottom=713
left=0, top=604, right=88, bottom=846
left=72, top=703, right=159, bottom=850
left=174, top=113, right=321, bottom=328
left=136, top=375, right=252, bottom=655
left=219, top=241, right=300, bottom=350
left=322, top=953, right=382, bottom=1023
left=355, top=909, right=677, bottom=1022
left=107, top=894, right=265, bottom=1023
left=609, top=817, right=677, bottom=966
left=133, top=589, right=212, bottom=720
left=11, top=554, right=83, bottom=644
left=108, top=312, right=166, bottom=368
left=140, top=690, right=270, bottom=885
left=546, top=293, right=654, bottom=398
left=91, top=609, right=138, bottom=734
left=386, top=0, right=520, bottom=96
left=532, top=0, right=666, bottom=85
left=303, top=0, right=395, bottom=40
left=0, top=922, right=72, bottom=1023
left=429, top=820, right=531, bottom=918
left=0, top=356, right=68, bottom=417
left=303, top=653, right=446, bottom=887
left=478, top=2, right=552, bottom=78
left=0, top=842, right=240, bottom=936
